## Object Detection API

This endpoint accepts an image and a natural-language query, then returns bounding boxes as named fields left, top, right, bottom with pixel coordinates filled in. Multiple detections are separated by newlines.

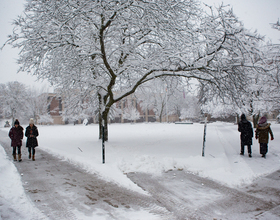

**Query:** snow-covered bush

left=276, top=114, right=280, bottom=123
left=122, top=107, right=140, bottom=122
left=37, top=114, right=53, bottom=125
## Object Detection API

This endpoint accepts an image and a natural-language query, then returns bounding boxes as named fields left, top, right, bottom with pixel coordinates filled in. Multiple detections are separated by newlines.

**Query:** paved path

left=128, top=170, right=280, bottom=219
left=1, top=130, right=280, bottom=219
left=0, top=131, right=170, bottom=220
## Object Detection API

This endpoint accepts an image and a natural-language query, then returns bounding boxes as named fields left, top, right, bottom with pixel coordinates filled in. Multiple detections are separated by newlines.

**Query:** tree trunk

left=98, top=92, right=110, bottom=141
left=159, top=105, right=164, bottom=123
left=102, top=110, right=109, bottom=141
left=11, top=108, right=15, bottom=126
left=236, top=113, right=240, bottom=124
left=98, top=94, right=102, bottom=139
left=98, top=111, right=109, bottom=141
left=98, top=111, right=108, bottom=141
left=98, top=112, right=102, bottom=139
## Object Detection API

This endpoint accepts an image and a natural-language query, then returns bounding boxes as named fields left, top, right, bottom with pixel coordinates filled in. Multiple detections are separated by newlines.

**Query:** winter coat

left=25, top=125, right=39, bottom=148
left=238, top=119, right=253, bottom=145
left=8, top=126, right=24, bottom=147
left=255, top=123, right=273, bottom=144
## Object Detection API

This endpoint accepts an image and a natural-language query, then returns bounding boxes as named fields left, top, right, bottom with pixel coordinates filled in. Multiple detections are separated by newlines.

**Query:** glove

left=271, top=137, right=274, bottom=141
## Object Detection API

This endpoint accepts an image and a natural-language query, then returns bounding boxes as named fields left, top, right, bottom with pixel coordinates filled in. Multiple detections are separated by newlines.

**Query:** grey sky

left=0, top=0, right=279, bottom=89
left=202, top=0, right=280, bottom=43
left=0, top=0, right=50, bottom=90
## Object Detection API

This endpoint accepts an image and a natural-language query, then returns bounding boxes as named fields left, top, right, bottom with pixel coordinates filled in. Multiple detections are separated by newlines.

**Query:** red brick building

left=47, top=93, right=64, bottom=124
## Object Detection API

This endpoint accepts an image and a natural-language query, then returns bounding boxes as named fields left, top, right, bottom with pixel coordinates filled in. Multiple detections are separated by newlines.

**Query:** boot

left=13, top=154, right=17, bottom=161
left=29, top=152, right=31, bottom=159
left=32, top=155, right=35, bottom=161
left=18, top=154, right=22, bottom=162
left=248, top=153, right=252, bottom=158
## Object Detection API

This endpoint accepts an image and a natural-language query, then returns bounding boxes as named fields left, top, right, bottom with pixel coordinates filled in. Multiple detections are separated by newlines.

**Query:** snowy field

left=1, top=121, right=280, bottom=219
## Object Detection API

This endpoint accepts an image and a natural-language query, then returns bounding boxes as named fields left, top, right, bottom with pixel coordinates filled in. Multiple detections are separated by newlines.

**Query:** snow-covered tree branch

left=4, top=0, right=264, bottom=140
left=271, top=19, right=280, bottom=31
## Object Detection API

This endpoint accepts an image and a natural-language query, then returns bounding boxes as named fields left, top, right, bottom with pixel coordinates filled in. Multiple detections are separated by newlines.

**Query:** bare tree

left=0, top=82, right=27, bottom=124
left=137, top=79, right=169, bottom=123
left=25, top=86, right=53, bottom=124
left=137, top=77, right=193, bottom=122
left=59, top=85, right=99, bottom=124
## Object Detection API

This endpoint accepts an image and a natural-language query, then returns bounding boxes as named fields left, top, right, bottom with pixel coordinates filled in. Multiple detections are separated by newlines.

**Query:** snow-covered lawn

left=39, top=122, right=280, bottom=190
left=1, top=121, right=280, bottom=218
left=3, top=122, right=280, bottom=190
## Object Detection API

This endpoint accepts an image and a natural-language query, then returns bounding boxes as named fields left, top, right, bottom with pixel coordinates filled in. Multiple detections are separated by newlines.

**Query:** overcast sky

left=0, top=0, right=279, bottom=90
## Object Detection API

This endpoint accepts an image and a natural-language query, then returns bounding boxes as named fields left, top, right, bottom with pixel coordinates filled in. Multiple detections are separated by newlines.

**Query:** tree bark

left=98, top=112, right=102, bottom=140
left=102, top=110, right=109, bottom=141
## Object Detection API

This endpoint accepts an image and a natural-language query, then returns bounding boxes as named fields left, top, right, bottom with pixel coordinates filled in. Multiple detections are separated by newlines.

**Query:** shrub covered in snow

left=37, top=114, right=54, bottom=125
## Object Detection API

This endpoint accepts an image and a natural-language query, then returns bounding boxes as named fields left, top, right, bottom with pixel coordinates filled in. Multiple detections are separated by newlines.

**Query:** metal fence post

left=102, top=120, right=105, bottom=164
left=202, top=116, right=207, bottom=157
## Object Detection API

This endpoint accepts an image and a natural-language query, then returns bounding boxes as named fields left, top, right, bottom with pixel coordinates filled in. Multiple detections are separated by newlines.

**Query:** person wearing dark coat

left=25, top=118, right=39, bottom=161
left=238, top=114, right=253, bottom=157
left=255, top=116, right=274, bottom=158
left=8, top=119, right=24, bottom=162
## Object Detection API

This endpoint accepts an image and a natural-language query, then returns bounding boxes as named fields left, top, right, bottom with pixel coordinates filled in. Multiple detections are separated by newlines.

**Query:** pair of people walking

left=238, top=114, right=274, bottom=158
left=8, top=118, right=39, bottom=162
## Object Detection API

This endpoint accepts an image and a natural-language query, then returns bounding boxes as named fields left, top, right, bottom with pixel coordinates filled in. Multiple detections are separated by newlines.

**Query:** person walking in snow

left=25, top=118, right=39, bottom=161
left=255, top=116, right=274, bottom=158
left=238, top=114, right=253, bottom=157
left=8, top=119, right=24, bottom=162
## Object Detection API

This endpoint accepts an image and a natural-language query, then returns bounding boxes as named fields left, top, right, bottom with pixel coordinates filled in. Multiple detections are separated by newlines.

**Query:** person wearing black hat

left=238, top=114, right=253, bottom=157
left=8, top=119, right=24, bottom=162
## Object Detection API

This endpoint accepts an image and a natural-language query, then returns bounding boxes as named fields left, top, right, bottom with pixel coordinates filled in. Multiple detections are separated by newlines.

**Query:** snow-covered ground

left=0, top=145, right=46, bottom=220
left=1, top=121, right=280, bottom=219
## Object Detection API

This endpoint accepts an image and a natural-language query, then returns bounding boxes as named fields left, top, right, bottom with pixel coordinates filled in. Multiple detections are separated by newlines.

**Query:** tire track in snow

left=128, top=170, right=279, bottom=220
left=0, top=130, right=173, bottom=219
left=213, top=123, right=255, bottom=181
left=214, top=123, right=240, bottom=157
left=214, top=123, right=280, bottom=187
left=128, top=170, right=228, bottom=219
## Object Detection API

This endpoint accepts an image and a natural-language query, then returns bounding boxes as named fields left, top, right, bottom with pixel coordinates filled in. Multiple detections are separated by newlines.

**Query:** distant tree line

left=0, top=81, right=53, bottom=125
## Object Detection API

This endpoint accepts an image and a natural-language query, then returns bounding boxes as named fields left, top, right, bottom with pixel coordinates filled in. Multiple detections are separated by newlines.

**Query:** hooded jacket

left=238, top=115, right=253, bottom=145
left=255, top=123, right=273, bottom=144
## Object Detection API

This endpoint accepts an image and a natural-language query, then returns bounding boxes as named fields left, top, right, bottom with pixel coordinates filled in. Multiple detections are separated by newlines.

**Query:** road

left=1, top=130, right=280, bottom=220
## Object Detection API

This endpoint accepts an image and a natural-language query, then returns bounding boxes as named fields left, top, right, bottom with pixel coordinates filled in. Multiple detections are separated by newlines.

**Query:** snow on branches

left=4, top=0, right=265, bottom=139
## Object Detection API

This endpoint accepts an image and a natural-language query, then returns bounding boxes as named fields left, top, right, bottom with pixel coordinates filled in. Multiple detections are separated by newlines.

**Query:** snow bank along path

left=0, top=146, right=47, bottom=220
